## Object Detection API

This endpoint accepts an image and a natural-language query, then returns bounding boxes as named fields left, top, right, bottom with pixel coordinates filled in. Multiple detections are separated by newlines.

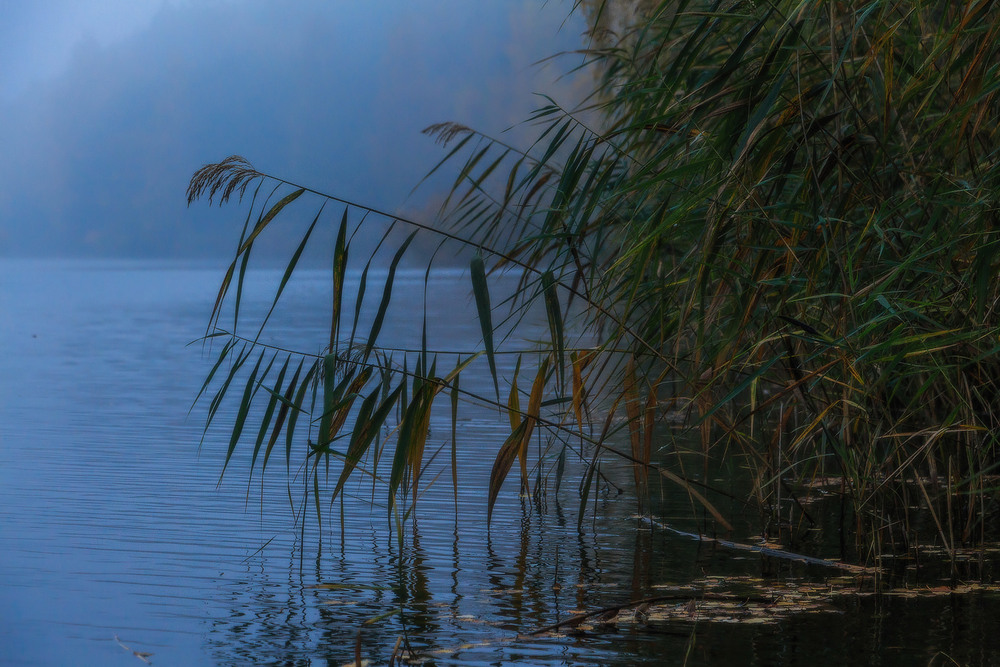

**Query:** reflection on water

left=2, top=259, right=1000, bottom=666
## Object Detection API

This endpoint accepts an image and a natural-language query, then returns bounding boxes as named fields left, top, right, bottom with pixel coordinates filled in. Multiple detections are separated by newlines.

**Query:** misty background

left=0, top=1, right=590, bottom=259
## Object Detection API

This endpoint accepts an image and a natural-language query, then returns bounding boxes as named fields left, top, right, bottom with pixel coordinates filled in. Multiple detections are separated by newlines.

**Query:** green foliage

left=189, top=0, right=1000, bottom=563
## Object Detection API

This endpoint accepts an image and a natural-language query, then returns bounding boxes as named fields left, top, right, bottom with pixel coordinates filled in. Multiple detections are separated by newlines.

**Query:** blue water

left=0, top=259, right=670, bottom=665
left=3, top=259, right=1000, bottom=666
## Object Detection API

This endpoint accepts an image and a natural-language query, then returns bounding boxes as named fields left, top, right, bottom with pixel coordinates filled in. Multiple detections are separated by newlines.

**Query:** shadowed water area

left=2, top=259, right=1000, bottom=665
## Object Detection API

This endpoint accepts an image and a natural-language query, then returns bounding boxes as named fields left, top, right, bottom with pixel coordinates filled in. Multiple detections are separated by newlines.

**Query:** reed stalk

left=189, top=0, right=1000, bottom=564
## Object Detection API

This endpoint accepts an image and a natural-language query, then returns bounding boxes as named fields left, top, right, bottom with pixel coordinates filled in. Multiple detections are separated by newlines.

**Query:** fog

left=0, top=1, right=588, bottom=258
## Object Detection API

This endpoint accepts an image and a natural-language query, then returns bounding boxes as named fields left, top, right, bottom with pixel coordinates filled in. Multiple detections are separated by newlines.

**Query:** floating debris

left=525, top=573, right=1000, bottom=634
left=114, top=635, right=153, bottom=665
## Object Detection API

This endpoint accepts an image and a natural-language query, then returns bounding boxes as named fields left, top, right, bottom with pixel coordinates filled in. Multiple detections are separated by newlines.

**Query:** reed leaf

left=542, top=271, right=565, bottom=391
left=364, top=231, right=416, bottom=363
left=470, top=253, right=500, bottom=402
left=248, top=355, right=290, bottom=483
left=255, top=207, right=322, bottom=343
left=388, top=379, right=436, bottom=514
left=220, top=350, right=270, bottom=482
left=189, top=1, right=1000, bottom=560
left=261, top=358, right=303, bottom=473
left=235, top=188, right=305, bottom=257
left=507, top=355, right=522, bottom=431
left=488, top=421, right=528, bottom=526
left=333, top=383, right=403, bottom=503
left=330, top=208, right=349, bottom=353
left=286, top=361, right=317, bottom=470
left=519, top=357, right=550, bottom=493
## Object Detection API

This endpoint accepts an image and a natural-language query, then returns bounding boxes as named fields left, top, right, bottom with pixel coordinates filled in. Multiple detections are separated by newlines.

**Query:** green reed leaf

left=235, top=187, right=305, bottom=257
left=331, top=208, right=348, bottom=353
left=255, top=206, right=322, bottom=343
left=286, top=361, right=317, bottom=470
left=470, top=253, right=500, bottom=402
left=364, top=231, right=417, bottom=362
left=220, top=350, right=269, bottom=482
left=249, top=355, right=290, bottom=484
left=333, top=382, right=403, bottom=503
left=261, top=358, right=303, bottom=473
left=541, top=271, right=565, bottom=390
left=388, top=381, right=435, bottom=515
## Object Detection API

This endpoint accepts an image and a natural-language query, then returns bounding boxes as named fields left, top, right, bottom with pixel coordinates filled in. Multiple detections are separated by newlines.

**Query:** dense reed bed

left=189, top=0, right=1000, bottom=566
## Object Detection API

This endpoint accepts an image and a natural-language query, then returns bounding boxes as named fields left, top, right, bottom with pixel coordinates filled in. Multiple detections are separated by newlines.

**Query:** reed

left=189, top=0, right=1000, bottom=565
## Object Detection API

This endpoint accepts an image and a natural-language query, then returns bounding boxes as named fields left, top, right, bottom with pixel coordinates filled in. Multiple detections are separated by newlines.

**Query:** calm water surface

left=2, top=259, right=1000, bottom=666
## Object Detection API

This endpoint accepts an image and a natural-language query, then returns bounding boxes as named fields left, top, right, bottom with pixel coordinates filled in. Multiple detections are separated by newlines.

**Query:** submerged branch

left=637, top=517, right=880, bottom=575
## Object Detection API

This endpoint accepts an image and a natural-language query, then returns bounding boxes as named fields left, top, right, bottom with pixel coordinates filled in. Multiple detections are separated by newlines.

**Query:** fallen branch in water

left=636, top=516, right=880, bottom=574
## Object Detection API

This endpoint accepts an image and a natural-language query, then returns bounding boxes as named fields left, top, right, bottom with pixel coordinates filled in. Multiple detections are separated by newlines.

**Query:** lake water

left=3, top=259, right=1000, bottom=666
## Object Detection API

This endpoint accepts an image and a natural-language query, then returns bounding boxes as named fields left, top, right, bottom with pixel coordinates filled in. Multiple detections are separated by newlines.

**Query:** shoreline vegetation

left=188, top=0, right=1000, bottom=583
